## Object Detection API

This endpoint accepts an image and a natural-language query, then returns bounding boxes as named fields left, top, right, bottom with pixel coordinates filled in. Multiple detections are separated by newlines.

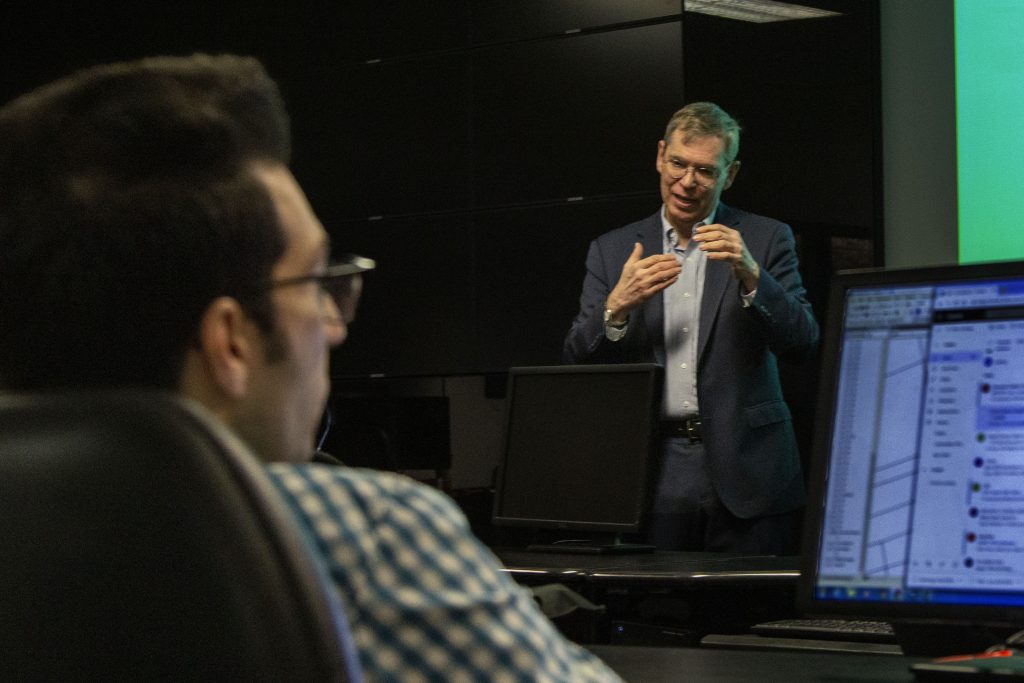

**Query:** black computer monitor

left=799, top=260, right=1024, bottom=654
left=492, top=363, right=663, bottom=553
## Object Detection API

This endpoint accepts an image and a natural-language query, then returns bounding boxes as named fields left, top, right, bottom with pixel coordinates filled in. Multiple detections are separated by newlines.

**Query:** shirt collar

left=661, top=204, right=718, bottom=247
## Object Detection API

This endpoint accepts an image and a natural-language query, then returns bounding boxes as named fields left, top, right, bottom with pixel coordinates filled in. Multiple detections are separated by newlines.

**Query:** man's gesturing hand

left=693, top=224, right=760, bottom=293
left=605, top=242, right=681, bottom=322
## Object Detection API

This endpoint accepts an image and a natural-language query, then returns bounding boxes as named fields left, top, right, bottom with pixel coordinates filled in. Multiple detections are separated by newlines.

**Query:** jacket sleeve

left=745, top=222, right=820, bottom=358
left=563, top=239, right=623, bottom=364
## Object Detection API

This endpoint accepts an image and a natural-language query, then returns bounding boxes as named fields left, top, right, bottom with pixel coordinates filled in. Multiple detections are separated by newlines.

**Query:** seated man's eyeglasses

left=662, top=156, right=725, bottom=190
left=268, top=254, right=375, bottom=324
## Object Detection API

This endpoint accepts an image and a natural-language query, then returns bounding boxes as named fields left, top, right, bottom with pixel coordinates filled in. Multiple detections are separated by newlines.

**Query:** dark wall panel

left=330, top=2, right=472, bottom=62
left=331, top=215, right=480, bottom=376
left=473, top=23, right=682, bottom=206
left=1, top=0, right=880, bottom=386
left=303, top=55, right=475, bottom=222
left=681, top=8, right=879, bottom=233
left=472, top=195, right=662, bottom=372
left=331, top=193, right=663, bottom=377
left=469, top=0, right=681, bottom=43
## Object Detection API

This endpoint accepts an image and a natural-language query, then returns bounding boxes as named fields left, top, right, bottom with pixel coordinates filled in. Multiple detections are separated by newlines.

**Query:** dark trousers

left=646, top=436, right=800, bottom=554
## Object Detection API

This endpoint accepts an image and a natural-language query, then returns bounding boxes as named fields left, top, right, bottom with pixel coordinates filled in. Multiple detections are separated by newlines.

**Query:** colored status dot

left=965, top=557, right=974, bottom=568
left=974, top=457, right=984, bottom=468
left=977, top=433, right=986, bottom=443
left=970, top=507, right=979, bottom=518
left=966, top=532, right=977, bottom=542
left=981, top=383, right=992, bottom=393
left=984, top=357, right=994, bottom=367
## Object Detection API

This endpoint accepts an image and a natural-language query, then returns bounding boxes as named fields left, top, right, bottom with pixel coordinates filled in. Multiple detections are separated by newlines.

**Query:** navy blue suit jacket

left=563, top=204, right=819, bottom=518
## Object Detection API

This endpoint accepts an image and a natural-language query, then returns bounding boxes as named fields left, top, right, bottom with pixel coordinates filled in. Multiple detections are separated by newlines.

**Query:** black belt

left=661, top=416, right=703, bottom=444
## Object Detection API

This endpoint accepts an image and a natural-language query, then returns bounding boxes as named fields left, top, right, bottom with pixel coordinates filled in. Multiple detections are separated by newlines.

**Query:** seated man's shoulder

left=266, top=463, right=463, bottom=528
left=267, top=462, right=443, bottom=499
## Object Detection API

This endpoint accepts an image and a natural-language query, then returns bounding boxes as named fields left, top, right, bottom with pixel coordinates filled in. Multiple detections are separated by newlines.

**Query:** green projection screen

left=956, top=0, right=1024, bottom=263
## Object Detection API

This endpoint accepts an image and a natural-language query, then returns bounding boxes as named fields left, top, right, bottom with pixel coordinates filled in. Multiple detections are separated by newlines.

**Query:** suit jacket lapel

left=638, top=212, right=666, bottom=365
left=697, top=203, right=740, bottom=364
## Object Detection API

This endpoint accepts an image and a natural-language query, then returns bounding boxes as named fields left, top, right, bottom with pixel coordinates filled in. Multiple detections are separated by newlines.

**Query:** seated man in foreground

left=0, top=54, right=620, bottom=682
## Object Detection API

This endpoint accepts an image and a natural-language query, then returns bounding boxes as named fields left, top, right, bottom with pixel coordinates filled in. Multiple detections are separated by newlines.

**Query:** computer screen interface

left=802, top=262, right=1024, bottom=626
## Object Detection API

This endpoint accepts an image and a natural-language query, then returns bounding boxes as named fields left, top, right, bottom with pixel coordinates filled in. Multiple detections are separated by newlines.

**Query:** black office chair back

left=0, top=391, right=354, bottom=680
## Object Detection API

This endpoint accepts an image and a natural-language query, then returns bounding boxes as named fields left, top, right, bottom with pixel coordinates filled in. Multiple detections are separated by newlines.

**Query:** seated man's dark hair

left=0, top=54, right=291, bottom=390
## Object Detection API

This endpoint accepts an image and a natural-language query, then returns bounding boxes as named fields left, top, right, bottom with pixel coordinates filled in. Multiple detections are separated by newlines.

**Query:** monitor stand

left=526, top=534, right=656, bottom=554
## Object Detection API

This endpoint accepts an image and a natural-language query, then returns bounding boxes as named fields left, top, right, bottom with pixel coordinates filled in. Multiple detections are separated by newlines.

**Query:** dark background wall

left=319, top=0, right=881, bottom=378
left=1, top=0, right=881, bottom=487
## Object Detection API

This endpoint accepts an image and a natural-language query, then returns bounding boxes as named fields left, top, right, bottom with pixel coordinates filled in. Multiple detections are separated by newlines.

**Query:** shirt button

left=684, top=292, right=691, bottom=298
left=683, top=401, right=690, bottom=408
left=681, top=363, right=687, bottom=369
left=682, top=327, right=689, bottom=333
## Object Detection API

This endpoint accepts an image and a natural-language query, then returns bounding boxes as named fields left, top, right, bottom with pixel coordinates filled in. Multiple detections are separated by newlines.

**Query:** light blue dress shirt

left=660, top=207, right=709, bottom=418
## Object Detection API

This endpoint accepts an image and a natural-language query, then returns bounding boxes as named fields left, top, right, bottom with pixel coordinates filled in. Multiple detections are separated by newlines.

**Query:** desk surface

left=496, top=550, right=802, bottom=645
left=495, top=549, right=800, bottom=586
left=588, top=645, right=923, bottom=682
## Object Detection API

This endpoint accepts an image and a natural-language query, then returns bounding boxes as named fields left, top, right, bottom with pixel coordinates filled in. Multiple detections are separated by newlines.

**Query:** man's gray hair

left=663, top=102, right=741, bottom=164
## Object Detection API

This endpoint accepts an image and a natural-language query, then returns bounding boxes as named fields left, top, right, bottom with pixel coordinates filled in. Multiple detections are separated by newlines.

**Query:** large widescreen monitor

left=799, top=260, right=1024, bottom=653
left=492, top=363, right=663, bottom=553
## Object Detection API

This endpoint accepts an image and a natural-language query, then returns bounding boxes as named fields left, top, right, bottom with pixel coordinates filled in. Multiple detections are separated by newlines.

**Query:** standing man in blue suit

left=564, top=102, right=819, bottom=554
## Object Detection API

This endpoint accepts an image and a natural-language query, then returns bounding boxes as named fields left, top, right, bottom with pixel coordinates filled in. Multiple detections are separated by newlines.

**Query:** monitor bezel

left=491, top=363, right=663, bottom=535
left=798, top=258, right=1024, bottom=627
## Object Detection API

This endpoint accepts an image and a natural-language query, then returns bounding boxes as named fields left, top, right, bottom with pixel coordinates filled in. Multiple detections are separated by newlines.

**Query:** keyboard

left=751, top=618, right=896, bottom=644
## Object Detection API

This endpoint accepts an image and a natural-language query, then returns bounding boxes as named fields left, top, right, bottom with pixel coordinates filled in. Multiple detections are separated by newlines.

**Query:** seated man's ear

left=194, top=297, right=256, bottom=399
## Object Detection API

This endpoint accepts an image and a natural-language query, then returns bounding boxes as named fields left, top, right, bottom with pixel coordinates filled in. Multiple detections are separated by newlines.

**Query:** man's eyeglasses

left=268, top=254, right=376, bottom=324
left=662, top=156, right=727, bottom=190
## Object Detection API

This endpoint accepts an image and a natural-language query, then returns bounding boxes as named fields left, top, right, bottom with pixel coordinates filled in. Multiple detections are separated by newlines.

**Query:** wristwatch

left=603, top=307, right=628, bottom=329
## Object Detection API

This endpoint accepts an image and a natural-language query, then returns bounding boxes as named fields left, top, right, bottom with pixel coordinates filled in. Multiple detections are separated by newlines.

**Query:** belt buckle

left=685, top=418, right=702, bottom=444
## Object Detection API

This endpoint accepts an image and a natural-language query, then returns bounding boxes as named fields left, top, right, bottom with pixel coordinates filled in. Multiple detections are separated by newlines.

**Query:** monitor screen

left=800, top=260, right=1024, bottom=629
left=492, top=364, right=663, bottom=539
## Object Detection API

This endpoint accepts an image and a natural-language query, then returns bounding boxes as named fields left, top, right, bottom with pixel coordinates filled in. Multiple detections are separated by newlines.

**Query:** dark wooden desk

left=494, top=550, right=800, bottom=645
left=494, top=549, right=799, bottom=585
left=587, top=645, right=923, bottom=682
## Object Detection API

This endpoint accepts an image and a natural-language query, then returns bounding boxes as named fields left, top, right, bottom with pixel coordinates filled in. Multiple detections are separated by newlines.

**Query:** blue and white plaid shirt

left=267, top=464, right=622, bottom=682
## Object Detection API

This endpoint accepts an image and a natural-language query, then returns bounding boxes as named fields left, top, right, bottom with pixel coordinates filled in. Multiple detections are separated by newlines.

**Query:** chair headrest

left=0, top=390, right=351, bottom=680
